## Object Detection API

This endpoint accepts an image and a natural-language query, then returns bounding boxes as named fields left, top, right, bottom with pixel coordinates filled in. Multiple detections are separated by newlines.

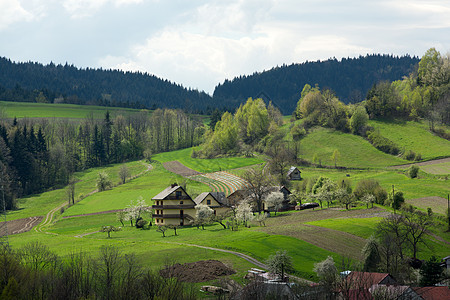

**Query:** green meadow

left=153, top=147, right=264, bottom=173
left=0, top=101, right=148, bottom=119
left=369, top=119, right=450, bottom=160
left=298, top=127, right=408, bottom=168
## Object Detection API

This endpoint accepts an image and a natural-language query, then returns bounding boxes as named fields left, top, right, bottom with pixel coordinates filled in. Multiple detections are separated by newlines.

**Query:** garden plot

left=190, top=171, right=249, bottom=195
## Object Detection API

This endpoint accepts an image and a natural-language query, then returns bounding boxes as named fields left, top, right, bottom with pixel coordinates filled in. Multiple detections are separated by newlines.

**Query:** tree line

left=0, top=57, right=215, bottom=113
left=0, top=243, right=197, bottom=300
left=0, top=110, right=204, bottom=210
left=213, top=54, right=419, bottom=114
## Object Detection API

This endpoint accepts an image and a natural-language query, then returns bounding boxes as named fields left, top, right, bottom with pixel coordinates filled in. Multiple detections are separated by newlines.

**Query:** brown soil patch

left=407, top=196, right=448, bottom=215
left=163, top=161, right=200, bottom=177
left=390, top=157, right=450, bottom=169
left=160, top=260, right=235, bottom=283
left=0, top=216, right=43, bottom=236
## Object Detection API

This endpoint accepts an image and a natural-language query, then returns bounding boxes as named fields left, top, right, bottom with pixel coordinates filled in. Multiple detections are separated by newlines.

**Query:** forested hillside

left=0, top=57, right=214, bottom=113
left=213, top=54, right=419, bottom=114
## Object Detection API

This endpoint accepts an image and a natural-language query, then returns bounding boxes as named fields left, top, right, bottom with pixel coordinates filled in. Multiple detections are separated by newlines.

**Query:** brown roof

left=412, top=286, right=450, bottom=300
left=345, top=272, right=394, bottom=289
left=152, top=185, right=190, bottom=200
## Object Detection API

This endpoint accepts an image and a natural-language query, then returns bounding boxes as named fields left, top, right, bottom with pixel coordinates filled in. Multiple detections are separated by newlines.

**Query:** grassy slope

left=0, top=101, right=147, bottom=119
left=298, top=128, right=407, bottom=168
left=299, top=167, right=450, bottom=202
left=153, top=147, right=264, bottom=173
left=63, top=162, right=210, bottom=216
left=369, top=119, right=450, bottom=160
left=7, top=161, right=147, bottom=221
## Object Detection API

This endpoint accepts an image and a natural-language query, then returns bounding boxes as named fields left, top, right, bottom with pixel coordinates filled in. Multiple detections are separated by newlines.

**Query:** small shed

left=286, top=166, right=301, bottom=181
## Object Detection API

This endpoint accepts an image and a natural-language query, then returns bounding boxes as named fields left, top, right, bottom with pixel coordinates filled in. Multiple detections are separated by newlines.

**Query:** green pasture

left=298, top=128, right=407, bottom=168
left=63, top=162, right=210, bottom=216
left=298, top=167, right=450, bottom=203
left=0, top=101, right=147, bottom=119
left=7, top=161, right=147, bottom=221
left=41, top=214, right=338, bottom=280
left=153, top=147, right=264, bottom=173
left=420, top=161, right=450, bottom=175
left=305, top=217, right=381, bottom=239
left=369, top=119, right=450, bottom=160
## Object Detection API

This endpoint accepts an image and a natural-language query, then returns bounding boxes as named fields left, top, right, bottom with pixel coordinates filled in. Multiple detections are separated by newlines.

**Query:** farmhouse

left=286, top=166, right=301, bottom=181
left=152, top=186, right=231, bottom=226
left=151, top=184, right=196, bottom=226
left=194, top=192, right=230, bottom=215
left=265, top=186, right=294, bottom=212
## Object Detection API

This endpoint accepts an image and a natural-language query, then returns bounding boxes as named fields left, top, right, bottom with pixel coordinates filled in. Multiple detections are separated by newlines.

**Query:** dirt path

left=75, top=230, right=100, bottom=238
left=163, top=161, right=200, bottom=176
left=390, top=157, right=450, bottom=169
left=165, top=242, right=313, bottom=284
left=27, top=162, right=152, bottom=234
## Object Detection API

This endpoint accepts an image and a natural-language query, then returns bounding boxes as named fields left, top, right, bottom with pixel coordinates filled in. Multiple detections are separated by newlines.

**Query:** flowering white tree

left=124, top=196, right=151, bottom=226
left=236, top=201, right=254, bottom=227
left=195, top=204, right=214, bottom=229
left=265, top=191, right=284, bottom=215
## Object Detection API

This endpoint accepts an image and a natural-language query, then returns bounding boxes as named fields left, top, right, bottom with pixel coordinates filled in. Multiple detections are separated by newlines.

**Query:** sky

left=1, top=0, right=450, bottom=94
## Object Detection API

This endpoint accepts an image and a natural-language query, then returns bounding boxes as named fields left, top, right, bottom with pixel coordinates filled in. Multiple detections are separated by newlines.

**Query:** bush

left=354, top=179, right=387, bottom=205
left=408, top=165, right=419, bottom=178
left=366, top=130, right=400, bottom=155
left=414, top=153, right=422, bottom=161
left=136, top=219, right=148, bottom=229
left=404, top=150, right=416, bottom=161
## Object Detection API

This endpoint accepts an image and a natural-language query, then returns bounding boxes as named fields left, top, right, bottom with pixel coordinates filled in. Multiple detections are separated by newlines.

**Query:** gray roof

left=287, top=166, right=300, bottom=177
left=193, top=192, right=229, bottom=206
left=152, top=185, right=184, bottom=200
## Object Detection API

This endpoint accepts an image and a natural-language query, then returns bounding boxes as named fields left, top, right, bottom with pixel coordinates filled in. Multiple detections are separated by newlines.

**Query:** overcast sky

left=1, top=0, right=449, bottom=94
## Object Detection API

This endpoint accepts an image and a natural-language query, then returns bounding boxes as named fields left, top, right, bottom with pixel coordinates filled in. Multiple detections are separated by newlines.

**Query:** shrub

left=354, top=179, right=387, bottom=205
left=408, top=165, right=419, bottom=178
left=404, top=150, right=416, bottom=161
left=366, top=130, right=400, bottom=155
left=136, top=219, right=147, bottom=229
left=414, top=153, right=422, bottom=161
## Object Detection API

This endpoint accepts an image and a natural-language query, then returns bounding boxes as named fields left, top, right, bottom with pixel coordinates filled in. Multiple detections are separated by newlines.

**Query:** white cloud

left=63, top=0, right=144, bottom=19
left=0, top=0, right=35, bottom=30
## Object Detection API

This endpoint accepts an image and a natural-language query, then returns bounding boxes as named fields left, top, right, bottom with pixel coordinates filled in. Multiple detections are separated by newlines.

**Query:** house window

left=207, top=199, right=211, bottom=205
left=176, top=191, right=182, bottom=199
left=180, top=201, right=183, bottom=205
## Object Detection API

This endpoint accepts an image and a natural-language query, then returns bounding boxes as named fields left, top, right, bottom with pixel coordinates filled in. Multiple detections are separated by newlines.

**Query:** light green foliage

left=350, top=105, right=369, bottom=135
left=96, top=171, right=113, bottom=192
left=313, top=256, right=338, bottom=288
left=408, top=165, right=419, bottom=178
left=362, top=235, right=381, bottom=272
left=266, top=250, right=293, bottom=278
left=418, top=48, right=442, bottom=86
left=331, top=149, right=340, bottom=167
left=101, top=225, right=122, bottom=238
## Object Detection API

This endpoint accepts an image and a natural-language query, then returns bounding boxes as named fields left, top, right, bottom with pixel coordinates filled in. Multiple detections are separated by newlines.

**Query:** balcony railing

left=164, top=195, right=191, bottom=200
left=152, top=205, right=195, bottom=209
left=152, top=214, right=185, bottom=219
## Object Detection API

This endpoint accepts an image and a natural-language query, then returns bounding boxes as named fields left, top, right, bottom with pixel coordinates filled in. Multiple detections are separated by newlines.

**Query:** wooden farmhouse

left=152, top=186, right=231, bottom=226
left=152, top=184, right=196, bottom=226
left=265, top=186, right=294, bottom=212
left=286, top=166, right=301, bottom=181
left=193, top=192, right=230, bottom=215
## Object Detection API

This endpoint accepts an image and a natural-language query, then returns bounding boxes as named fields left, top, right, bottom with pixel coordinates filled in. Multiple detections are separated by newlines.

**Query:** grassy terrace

left=369, top=119, right=450, bottom=160
left=153, top=147, right=264, bottom=173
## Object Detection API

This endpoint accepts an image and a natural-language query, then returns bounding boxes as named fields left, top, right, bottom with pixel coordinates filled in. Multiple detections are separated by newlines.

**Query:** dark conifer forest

left=0, top=55, right=419, bottom=114
left=214, top=54, right=419, bottom=113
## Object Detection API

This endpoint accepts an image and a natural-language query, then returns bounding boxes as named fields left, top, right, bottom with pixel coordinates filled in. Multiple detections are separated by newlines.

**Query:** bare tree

left=118, top=164, right=130, bottom=184
left=242, top=166, right=272, bottom=212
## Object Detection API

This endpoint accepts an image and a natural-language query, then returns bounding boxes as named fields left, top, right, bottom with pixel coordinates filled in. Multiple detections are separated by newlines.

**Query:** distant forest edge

left=0, top=54, right=419, bottom=114
left=214, top=54, right=420, bottom=114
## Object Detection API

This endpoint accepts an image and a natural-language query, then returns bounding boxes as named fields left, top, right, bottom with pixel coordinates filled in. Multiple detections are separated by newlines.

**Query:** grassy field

left=297, top=167, right=450, bottom=203
left=369, top=119, right=450, bottom=160
left=298, top=128, right=408, bottom=168
left=0, top=101, right=148, bottom=119
left=153, top=147, right=264, bottom=173
left=7, top=160, right=148, bottom=221
left=420, top=161, right=450, bottom=175
left=63, top=162, right=209, bottom=216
